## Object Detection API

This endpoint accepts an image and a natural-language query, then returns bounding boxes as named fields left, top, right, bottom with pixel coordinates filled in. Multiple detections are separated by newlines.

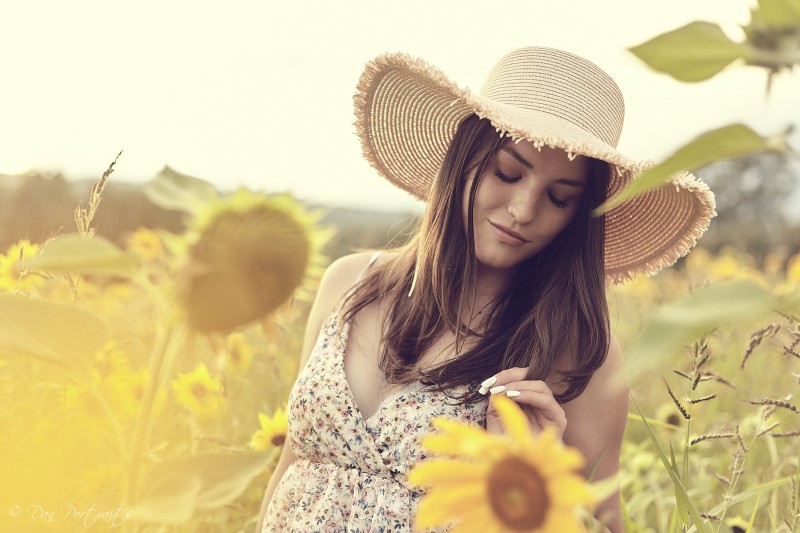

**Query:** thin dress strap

left=355, top=251, right=381, bottom=284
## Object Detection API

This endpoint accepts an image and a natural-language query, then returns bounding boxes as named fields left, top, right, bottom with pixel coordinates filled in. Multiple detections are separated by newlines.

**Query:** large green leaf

left=596, top=124, right=786, bottom=215
left=629, top=21, right=752, bottom=82
left=134, top=450, right=276, bottom=523
left=624, top=280, right=778, bottom=378
left=0, top=294, right=109, bottom=368
left=22, top=233, right=139, bottom=276
left=751, top=0, right=800, bottom=27
left=144, top=166, right=219, bottom=215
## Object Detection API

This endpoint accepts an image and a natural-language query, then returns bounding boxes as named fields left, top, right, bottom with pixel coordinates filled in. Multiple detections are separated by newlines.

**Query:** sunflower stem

left=125, top=321, right=184, bottom=529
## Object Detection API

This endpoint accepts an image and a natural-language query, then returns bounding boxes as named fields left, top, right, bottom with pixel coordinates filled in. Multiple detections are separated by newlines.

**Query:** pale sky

left=1, top=0, right=798, bottom=211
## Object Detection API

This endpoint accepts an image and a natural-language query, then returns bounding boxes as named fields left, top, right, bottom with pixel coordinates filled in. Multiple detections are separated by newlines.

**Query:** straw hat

left=353, top=47, right=716, bottom=283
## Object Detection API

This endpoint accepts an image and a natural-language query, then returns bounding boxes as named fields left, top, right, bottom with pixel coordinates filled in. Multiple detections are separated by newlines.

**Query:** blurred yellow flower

left=0, top=239, right=43, bottom=292
left=787, top=252, right=800, bottom=284
left=250, top=407, right=289, bottom=450
left=726, top=515, right=748, bottom=533
left=655, top=403, right=682, bottom=430
left=225, top=331, right=254, bottom=374
left=614, top=275, right=656, bottom=299
left=408, top=395, right=593, bottom=533
left=171, top=362, right=226, bottom=419
left=684, top=247, right=712, bottom=273
left=93, top=341, right=131, bottom=379
left=107, top=367, right=165, bottom=421
left=126, top=227, right=164, bottom=261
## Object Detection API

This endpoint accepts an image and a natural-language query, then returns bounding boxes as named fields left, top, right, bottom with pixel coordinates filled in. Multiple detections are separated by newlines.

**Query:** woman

left=258, top=47, right=715, bottom=532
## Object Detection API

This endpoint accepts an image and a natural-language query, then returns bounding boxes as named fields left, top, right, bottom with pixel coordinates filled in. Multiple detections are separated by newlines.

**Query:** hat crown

left=479, top=47, right=625, bottom=148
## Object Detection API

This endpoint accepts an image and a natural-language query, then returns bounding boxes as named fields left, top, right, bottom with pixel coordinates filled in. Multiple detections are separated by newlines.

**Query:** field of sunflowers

left=0, top=162, right=798, bottom=532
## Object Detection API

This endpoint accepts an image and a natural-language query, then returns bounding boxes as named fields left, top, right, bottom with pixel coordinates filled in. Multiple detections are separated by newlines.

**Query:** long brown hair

left=342, top=115, right=610, bottom=403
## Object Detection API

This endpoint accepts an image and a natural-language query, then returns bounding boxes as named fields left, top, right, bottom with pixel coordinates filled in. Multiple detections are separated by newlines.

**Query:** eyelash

left=493, top=170, right=568, bottom=209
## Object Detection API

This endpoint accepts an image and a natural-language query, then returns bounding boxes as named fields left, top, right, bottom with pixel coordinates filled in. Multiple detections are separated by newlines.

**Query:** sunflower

left=408, top=395, right=594, bottom=533
left=171, top=362, right=226, bottom=419
left=250, top=407, right=289, bottom=450
left=176, top=190, right=329, bottom=333
left=224, top=331, right=254, bottom=374
left=726, top=516, right=748, bottom=533
left=126, top=227, right=164, bottom=261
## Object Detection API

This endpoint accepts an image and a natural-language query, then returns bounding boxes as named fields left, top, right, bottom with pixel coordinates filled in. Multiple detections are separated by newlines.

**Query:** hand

left=481, top=367, right=567, bottom=439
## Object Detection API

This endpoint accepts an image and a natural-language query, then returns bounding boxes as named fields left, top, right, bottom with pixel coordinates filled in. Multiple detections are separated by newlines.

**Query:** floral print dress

left=262, top=303, right=487, bottom=532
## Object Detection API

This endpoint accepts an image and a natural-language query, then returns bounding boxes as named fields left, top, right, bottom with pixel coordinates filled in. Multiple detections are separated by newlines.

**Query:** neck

left=474, top=263, right=513, bottom=300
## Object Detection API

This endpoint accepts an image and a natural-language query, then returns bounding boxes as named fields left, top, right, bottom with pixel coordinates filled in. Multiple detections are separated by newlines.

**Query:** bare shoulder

left=563, top=332, right=627, bottom=414
left=315, top=251, right=395, bottom=312
left=297, top=251, right=396, bottom=369
left=561, top=331, right=628, bottom=470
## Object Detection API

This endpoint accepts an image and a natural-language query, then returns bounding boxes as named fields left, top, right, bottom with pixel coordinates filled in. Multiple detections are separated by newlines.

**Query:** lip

left=489, top=221, right=529, bottom=246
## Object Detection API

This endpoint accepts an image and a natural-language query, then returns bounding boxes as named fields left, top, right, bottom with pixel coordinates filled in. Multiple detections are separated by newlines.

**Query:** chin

left=475, top=252, right=533, bottom=272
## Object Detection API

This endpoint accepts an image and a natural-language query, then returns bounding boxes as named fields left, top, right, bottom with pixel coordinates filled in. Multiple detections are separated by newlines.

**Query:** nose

left=508, top=185, right=542, bottom=224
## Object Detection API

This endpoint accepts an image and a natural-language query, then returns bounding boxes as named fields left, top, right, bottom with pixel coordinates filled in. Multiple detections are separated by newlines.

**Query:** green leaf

left=629, top=21, right=752, bottom=82
left=144, top=166, right=219, bottom=215
left=632, top=396, right=713, bottom=533
left=0, top=294, right=109, bottom=368
left=22, top=233, right=139, bottom=276
left=135, top=450, right=276, bottom=523
left=685, top=477, right=792, bottom=533
left=596, top=124, right=785, bottom=215
left=625, top=280, right=777, bottom=377
left=752, top=0, right=800, bottom=27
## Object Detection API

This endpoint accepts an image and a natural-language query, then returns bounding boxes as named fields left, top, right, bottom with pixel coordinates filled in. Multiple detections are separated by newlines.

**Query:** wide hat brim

left=354, top=51, right=716, bottom=283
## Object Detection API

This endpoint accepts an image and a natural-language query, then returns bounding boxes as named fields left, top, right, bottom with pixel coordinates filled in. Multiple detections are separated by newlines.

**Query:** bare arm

left=561, top=333, right=628, bottom=533
left=255, top=252, right=380, bottom=531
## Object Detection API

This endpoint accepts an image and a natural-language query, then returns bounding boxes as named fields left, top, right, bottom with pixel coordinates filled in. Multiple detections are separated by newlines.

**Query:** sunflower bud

left=178, top=193, right=311, bottom=333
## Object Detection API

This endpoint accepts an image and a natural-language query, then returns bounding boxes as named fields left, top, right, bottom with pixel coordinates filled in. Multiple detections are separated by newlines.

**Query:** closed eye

left=548, top=191, right=568, bottom=209
left=493, top=169, right=520, bottom=184
left=495, top=169, right=569, bottom=208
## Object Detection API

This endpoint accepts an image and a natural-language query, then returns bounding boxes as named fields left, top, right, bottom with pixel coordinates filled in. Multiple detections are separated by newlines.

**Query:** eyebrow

left=500, top=146, right=587, bottom=189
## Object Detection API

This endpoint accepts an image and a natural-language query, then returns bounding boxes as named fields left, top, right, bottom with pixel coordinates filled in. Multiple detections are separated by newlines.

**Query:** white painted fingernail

left=489, top=385, right=506, bottom=395
left=478, top=386, right=488, bottom=395
left=481, top=376, right=497, bottom=388
left=506, top=390, right=521, bottom=398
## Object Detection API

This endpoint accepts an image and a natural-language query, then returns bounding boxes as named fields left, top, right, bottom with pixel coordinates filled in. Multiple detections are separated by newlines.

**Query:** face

left=463, top=140, right=589, bottom=276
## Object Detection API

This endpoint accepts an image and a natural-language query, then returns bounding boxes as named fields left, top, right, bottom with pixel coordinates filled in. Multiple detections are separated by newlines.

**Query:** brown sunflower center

left=191, top=383, right=210, bottom=400
left=270, top=433, right=286, bottom=446
left=487, top=456, right=549, bottom=531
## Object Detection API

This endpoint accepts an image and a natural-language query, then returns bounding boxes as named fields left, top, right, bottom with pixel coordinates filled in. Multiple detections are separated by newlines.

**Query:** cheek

left=542, top=208, right=579, bottom=241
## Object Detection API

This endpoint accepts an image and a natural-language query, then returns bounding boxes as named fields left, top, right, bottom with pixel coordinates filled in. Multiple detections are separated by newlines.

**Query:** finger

left=503, top=391, right=566, bottom=425
left=501, top=380, right=554, bottom=396
left=478, top=367, right=528, bottom=394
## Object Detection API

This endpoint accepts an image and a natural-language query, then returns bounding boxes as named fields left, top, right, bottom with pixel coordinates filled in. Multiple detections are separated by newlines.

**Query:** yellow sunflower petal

left=415, top=484, right=486, bottom=529
left=407, top=459, right=488, bottom=488
left=493, top=394, right=535, bottom=446
left=527, top=445, right=585, bottom=477
left=448, top=504, right=504, bottom=533
left=423, top=419, right=497, bottom=458
left=548, top=475, right=596, bottom=508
